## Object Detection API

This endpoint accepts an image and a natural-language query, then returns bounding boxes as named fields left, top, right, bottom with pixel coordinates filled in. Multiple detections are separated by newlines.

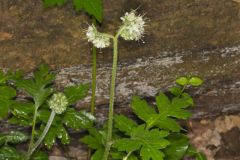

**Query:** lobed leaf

left=114, top=125, right=169, bottom=160
left=0, top=131, right=28, bottom=145
left=64, top=84, right=89, bottom=105
left=131, top=96, right=156, bottom=122
left=44, top=123, right=70, bottom=149
left=114, top=115, right=137, bottom=135
left=63, top=108, right=95, bottom=130
left=163, top=133, right=189, bottom=160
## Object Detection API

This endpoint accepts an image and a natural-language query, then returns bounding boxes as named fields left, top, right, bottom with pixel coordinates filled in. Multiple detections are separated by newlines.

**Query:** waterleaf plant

left=0, top=65, right=94, bottom=159
left=42, top=0, right=104, bottom=117
left=82, top=76, right=205, bottom=160
left=86, top=10, right=146, bottom=160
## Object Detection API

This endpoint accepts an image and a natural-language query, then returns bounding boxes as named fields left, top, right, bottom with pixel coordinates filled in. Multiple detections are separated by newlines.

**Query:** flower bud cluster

left=119, top=11, right=145, bottom=41
left=86, top=10, right=146, bottom=48
left=86, top=25, right=111, bottom=48
left=48, top=93, right=68, bottom=114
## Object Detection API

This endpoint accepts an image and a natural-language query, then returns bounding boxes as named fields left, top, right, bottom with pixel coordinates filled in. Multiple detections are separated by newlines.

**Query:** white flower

left=119, top=11, right=145, bottom=41
left=48, top=93, right=68, bottom=114
left=86, top=25, right=111, bottom=48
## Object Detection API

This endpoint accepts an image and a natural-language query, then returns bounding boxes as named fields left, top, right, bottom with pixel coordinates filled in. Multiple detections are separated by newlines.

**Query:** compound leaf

left=114, top=125, right=169, bottom=160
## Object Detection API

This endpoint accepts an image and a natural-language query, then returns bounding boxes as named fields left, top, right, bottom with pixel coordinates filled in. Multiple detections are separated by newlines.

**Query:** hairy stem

left=88, top=18, right=97, bottom=160
left=91, top=46, right=97, bottom=115
left=102, top=37, right=118, bottom=160
left=27, top=110, right=56, bottom=159
left=27, top=104, right=39, bottom=155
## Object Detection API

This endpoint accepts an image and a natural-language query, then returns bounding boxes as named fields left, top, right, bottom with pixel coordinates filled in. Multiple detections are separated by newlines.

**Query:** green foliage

left=0, top=70, right=18, bottom=119
left=163, top=133, right=189, bottom=160
left=0, top=65, right=94, bottom=159
left=0, top=146, right=24, bottom=160
left=176, top=76, right=203, bottom=87
left=186, top=145, right=207, bottom=160
left=15, top=65, right=55, bottom=107
left=82, top=76, right=205, bottom=160
left=43, top=0, right=103, bottom=22
left=31, top=151, right=48, bottom=160
left=81, top=127, right=105, bottom=160
left=64, top=84, right=89, bottom=105
left=114, top=125, right=169, bottom=160
left=0, top=131, right=28, bottom=145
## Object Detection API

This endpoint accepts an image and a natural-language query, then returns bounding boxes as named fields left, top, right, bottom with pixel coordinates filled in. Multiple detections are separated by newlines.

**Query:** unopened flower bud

left=48, top=93, right=68, bottom=114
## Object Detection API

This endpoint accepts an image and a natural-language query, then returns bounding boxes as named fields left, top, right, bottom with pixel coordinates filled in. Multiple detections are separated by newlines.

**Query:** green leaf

left=64, top=84, right=89, bottom=105
left=154, top=117, right=181, bottom=132
left=11, top=101, right=34, bottom=120
left=31, top=151, right=48, bottom=160
left=155, top=93, right=171, bottom=111
left=0, top=86, right=16, bottom=99
left=63, top=108, right=95, bottom=130
left=81, top=127, right=106, bottom=160
left=0, top=86, right=16, bottom=119
left=81, top=127, right=103, bottom=150
left=91, top=149, right=104, bottom=160
left=163, top=133, right=189, bottom=160
left=0, top=131, right=28, bottom=145
left=171, top=94, right=193, bottom=109
left=114, top=125, right=169, bottom=160
left=156, top=93, right=192, bottom=119
left=170, top=86, right=182, bottom=96
left=189, top=77, right=203, bottom=86
left=44, top=124, right=70, bottom=149
left=0, top=146, right=24, bottom=160
left=43, top=0, right=67, bottom=7
left=73, top=0, right=103, bottom=22
left=114, top=115, right=138, bottom=135
left=176, top=77, right=188, bottom=86
left=0, top=70, right=8, bottom=84
left=142, top=93, right=191, bottom=131
left=8, top=117, right=31, bottom=126
left=131, top=96, right=157, bottom=122
left=0, top=98, right=10, bottom=118
left=16, top=65, right=55, bottom=107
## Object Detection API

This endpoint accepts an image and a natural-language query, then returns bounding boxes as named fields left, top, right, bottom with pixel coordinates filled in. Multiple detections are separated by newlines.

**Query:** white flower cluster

left=48, top=93, right=68, bottom=114
left=119, top=11, right=145, bottom=41
left=86, top=25, right=110, bottom=48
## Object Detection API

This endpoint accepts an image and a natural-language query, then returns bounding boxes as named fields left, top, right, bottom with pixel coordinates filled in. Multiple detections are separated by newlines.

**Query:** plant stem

left=88, top=18, right=97, bottom=160
left=91, top=45, right=97, bottom=115
left=102, top=37, right=118, bottom=160
left=123, top=151, right=133, bottom=160
left=27, top=104, right=39, bottom=154
left=27, top=110, right=56, bottom=159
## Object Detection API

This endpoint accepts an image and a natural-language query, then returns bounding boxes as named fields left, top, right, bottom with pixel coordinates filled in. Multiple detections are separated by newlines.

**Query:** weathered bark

left=0, top=1, right=240, bottom=159
left=0, top=0, right=240, bottom=70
